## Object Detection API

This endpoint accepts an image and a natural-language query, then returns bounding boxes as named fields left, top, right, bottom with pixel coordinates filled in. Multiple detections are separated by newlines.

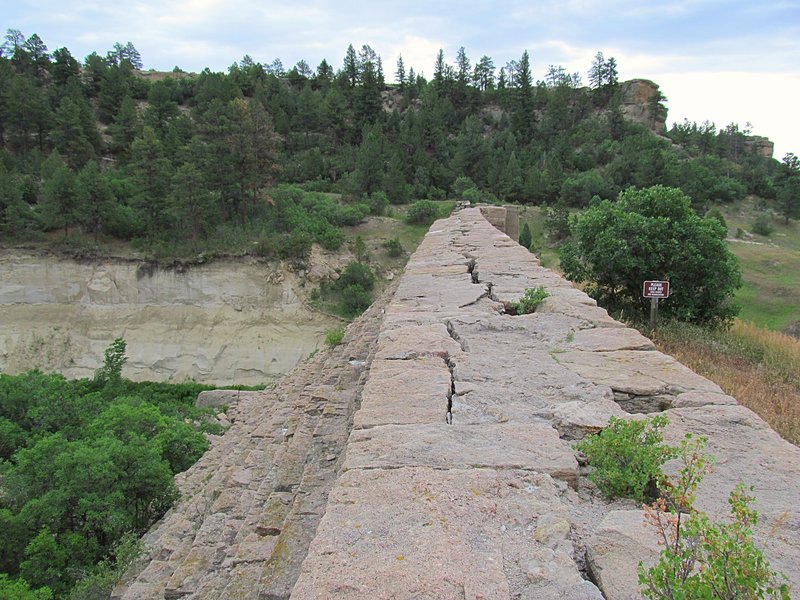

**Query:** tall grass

left=649, top=320, right=800, bottom=445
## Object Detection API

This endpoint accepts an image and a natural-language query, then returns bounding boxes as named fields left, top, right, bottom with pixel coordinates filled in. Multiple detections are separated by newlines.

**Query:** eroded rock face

left=0, top=253, right=339, bottom=384
left=619, top=79, right=668, bottom=132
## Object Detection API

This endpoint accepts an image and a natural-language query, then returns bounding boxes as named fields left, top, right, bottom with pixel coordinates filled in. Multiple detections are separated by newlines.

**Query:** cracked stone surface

left=119, top=207, right=800, bottom=600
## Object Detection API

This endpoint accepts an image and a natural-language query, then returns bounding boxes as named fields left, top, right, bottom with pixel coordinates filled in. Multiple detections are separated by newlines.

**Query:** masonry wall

left=117, top=208, right=800, bottom=599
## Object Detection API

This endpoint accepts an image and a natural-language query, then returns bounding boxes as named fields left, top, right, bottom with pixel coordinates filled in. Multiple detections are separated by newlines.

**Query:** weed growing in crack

left=575, top=415, right=674, bottom=502
left=639, top=435, right=790, bottom=599
left=510, top=285, right=550, bottom=314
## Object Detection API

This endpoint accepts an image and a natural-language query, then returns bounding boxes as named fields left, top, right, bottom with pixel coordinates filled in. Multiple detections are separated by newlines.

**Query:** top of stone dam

left=115, top=207, right=800, bottom=600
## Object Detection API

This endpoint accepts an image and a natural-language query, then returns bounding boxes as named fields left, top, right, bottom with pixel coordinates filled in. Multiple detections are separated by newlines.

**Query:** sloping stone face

left=122, top=207, right=800, bottom=599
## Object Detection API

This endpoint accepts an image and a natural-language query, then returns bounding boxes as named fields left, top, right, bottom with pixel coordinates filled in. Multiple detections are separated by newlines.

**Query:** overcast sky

left=5, top=0, right=800, bottom=158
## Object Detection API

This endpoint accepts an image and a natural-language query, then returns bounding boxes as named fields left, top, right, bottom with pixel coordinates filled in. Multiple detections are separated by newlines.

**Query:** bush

left=560, top=186, right=741, bottom=326
left=336, top=261, right=375, bottom=291
left=705, top=207, right=728, bottom=232
left=334, top=262, right=375, bottom=318
left=511, top=286, right=549, bottom=314
left=639, top=436, right=790, bottom=599
left=325, top=327, right=345, bottom=347
left=752, top=214, right=774, bottom=236
left=366, top=191, right=389, bottom=215
left=462, top=187, right=481, bottom=203
left=405, top=200, right=440, bottom=224
left=453, top=176, right=476, bottom=197
left=382, top=237, right=403, bottom=257
left=543, top=201, right=571, bottom=241
left=518, top=222, right=532, bottom=250
left=339, top=284, right=372, bottom=317
left=575, top=415, right=674, bottom=502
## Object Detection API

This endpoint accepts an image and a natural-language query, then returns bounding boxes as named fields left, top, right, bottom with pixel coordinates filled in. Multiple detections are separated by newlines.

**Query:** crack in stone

left=446, top=356, right=455, bottom=425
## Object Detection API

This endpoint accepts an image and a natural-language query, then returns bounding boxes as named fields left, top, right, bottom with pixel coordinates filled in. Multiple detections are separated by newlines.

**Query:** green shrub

left=705, top=207, right=728, bottom=232
left=339, top=284, right=372, bottom=317
left=575, top=415, right=675, bottom=502
left=462, top=187, right=480, bottom=203
left=317, top=226, right=344, bottom=251
left=366, top=191, right=389, bottom=215
left=277, top=230, right=312, bottom=261
left=336, top=261, right=375, bottom=291
left=639, top=435, right=789, bottom=599
left=325, top=326, right=345, bottom=347
left=382, top=237, right=403, bottom=257
left=519, top=222, right=532, bottom=250
left=406, top=200, right=440, bottom=224
left=511, top=286, right=550, bottom=314
left=453, top=176, right=476, bottom=197
left=752, top=214, right=774, bottom=236
left=559, top=186, right=741, bottom=326
left=334, top=262, right=375, bottom=318
left=543, top=201, right=571, bottom=241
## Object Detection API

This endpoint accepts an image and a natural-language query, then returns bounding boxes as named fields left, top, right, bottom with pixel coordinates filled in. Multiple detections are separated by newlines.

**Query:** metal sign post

left=643, top=280, right=670, bottom=329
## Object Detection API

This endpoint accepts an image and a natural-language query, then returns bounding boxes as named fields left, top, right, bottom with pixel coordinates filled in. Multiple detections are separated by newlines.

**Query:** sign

left=643, top=280, right=670, bottom=298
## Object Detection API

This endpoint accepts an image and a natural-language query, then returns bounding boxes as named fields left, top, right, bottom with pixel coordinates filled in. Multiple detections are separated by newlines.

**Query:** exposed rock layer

left=0, top=253, right=339, bottom=384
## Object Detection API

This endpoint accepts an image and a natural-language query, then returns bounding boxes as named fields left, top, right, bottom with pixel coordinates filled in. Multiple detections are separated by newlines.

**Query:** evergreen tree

left=778, top=153, right=800, bottom=224
left=353, top=124, right=385, bottom=196
left=395, top=54, right=406, bottom=89
left=519, top=222, right=532, bottom=249
left=52, top=96, right=95, bottom=168
left=128, top=127, right=172, bottom=235
left=40, top=154, right=78, bottom=235
left=512, top=50, right=534, bottom=142
left=110, top=96, right=141, bottom=155
left=343, top=44, right=358, bottom=87
left=473, top=55, right=495, bottom=91
left=75, top=161, right=115, bottom=241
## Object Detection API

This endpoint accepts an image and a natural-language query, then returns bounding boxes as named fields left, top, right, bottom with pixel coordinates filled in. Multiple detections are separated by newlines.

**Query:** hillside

left=1, top=33, right=790, bottom=265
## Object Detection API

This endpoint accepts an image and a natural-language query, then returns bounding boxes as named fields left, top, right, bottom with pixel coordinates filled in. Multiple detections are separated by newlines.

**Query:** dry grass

left=651, top=320, right=800, bottom=446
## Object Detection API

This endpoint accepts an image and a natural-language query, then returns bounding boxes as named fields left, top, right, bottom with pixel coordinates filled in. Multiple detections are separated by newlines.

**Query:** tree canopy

left=560, top=185, right=742, bottom=326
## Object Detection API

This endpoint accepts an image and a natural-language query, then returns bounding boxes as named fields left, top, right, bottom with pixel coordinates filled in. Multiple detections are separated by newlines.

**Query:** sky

left=5, top=0, right=800, bottom=159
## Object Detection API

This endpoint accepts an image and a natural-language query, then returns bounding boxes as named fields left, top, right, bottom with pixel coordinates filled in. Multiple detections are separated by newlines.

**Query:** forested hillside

left=1, top=29, right=796, bottom=260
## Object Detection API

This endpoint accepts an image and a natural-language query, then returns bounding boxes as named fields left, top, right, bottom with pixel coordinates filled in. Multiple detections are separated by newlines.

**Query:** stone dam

left=113, top=207, right=800, bottom=599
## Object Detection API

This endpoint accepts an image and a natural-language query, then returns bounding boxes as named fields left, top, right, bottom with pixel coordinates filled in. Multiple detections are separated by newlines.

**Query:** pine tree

left=395, top=54, right=406, bottom=89
left=343, top=44, right=358, bottom=87
left=519, top=222, right=532, bottom=250
left=75, top=161, right=115, bottom=241
left=40, top=155, right=78, bottom=236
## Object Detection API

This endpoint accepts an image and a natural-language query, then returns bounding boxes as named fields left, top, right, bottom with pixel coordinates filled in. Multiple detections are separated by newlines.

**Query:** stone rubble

left=121, top=207, right=800, bottom=599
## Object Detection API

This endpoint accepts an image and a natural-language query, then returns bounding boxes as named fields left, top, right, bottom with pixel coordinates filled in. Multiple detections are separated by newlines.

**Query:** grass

left=517, top=205, right=562, bottom=270
left=649, top=319, right=800, bottom=445
left=716, top=198, right=800, bottom=332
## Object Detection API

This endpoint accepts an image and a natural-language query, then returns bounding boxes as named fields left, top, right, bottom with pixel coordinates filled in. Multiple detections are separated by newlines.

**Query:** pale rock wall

left=0, top=253, right=340, bottom=384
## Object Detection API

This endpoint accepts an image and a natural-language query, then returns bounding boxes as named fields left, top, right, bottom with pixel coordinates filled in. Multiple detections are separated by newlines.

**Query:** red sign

left=643, top=280, right=670, bottom=298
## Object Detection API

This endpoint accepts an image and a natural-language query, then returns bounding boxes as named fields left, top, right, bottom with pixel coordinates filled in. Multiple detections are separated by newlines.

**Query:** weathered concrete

left=121, top=207, right=800, bottom=599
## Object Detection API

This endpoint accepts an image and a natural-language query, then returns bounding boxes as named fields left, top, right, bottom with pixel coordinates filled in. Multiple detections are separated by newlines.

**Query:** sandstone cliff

left=0, top=252, right=340, bottom=384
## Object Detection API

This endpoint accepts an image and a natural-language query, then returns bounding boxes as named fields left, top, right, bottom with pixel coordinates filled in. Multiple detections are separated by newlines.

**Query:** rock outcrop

left=0, top=253, right=339, bottom=384
left=619, top=79, right=668, bottom=132
left=119, top=208, right=800, bottom=599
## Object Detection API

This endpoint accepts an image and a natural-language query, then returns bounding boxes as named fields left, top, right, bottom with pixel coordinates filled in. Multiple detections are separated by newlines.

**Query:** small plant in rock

left=575, top=415, right=675, bottom=502
left=325, top=326, right=345, bottom=347
left=639, top=435, right=790, bottom=599
left=511, top=286, right=550, bottom=314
